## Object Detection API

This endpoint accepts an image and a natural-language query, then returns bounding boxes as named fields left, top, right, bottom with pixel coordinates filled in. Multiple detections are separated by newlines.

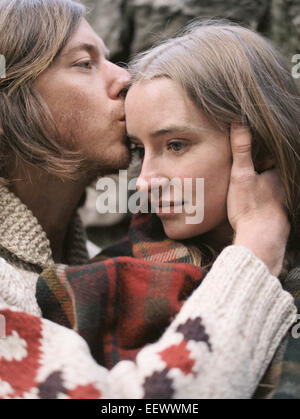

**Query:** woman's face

left=125, top=78, right=232, bottom=240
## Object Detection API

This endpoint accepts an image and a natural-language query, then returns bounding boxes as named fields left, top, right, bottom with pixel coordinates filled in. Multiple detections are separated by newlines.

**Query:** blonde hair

left=0, top=0, right=86, bottom=181
left=129, top=19, right=300, bottom=272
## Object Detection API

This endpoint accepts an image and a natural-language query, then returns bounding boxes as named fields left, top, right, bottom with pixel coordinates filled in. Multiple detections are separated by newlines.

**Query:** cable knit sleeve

left=0, top=259, right=42, bottom=317
left=0, top=246, right=296, bottom=399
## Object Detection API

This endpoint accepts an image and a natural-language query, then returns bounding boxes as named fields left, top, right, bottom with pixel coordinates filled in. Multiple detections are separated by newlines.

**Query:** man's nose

left=107, top=62, right=131, bottom=99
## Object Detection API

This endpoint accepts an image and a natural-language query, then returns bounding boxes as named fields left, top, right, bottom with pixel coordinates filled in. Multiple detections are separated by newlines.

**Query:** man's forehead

left=61, top=41, right=110, bottom=58
left=61, top=19, right=110, bottom=57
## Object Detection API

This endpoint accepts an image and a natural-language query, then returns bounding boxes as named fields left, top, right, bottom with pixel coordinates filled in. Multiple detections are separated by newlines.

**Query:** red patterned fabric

left=0, top=309, right=43, bottom=397
left=36, top=212, right=204, bottom=368
left=37, top=258, right=204, bottom=369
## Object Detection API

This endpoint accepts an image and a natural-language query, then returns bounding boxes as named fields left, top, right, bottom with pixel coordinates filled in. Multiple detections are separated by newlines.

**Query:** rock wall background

left=78, top=0, right=299, bottom=66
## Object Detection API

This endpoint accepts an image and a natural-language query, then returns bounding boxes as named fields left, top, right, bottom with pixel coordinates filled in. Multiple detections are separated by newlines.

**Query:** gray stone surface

left=126, top=0, right=270, bottom=54
left=79, top=0, right=299, bottom=62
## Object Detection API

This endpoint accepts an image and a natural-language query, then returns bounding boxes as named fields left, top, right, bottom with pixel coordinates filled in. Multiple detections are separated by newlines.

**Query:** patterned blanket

left=36, top=213, right=204, bottom=368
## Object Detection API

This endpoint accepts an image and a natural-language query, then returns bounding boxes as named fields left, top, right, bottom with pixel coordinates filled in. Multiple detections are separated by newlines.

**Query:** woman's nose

left=136, top=162, right=169, bottom=196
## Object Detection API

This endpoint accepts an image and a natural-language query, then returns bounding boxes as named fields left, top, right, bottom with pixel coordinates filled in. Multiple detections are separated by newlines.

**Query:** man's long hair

left=0, top=0, right=86, bottom=181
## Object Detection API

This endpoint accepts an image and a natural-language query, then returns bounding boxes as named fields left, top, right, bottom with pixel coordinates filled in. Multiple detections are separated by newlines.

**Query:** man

left=0, top=0, right=130, bottom=267
left=0, top=0, right=296, bottom=399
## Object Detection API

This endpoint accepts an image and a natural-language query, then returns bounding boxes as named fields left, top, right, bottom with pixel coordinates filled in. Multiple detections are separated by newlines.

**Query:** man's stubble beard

left=76, top=135, right=132, bottom=183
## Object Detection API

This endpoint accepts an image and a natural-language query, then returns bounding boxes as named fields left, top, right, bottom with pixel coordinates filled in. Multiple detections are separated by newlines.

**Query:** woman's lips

left=155, top=201, right=185, bottom=216
left=133, top=196, right=187, bottom=215
left=159, top=201, right=182, bottom=207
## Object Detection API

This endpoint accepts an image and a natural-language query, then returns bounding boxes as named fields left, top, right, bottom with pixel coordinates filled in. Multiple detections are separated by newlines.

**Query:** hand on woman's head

left=227, top=123, right=290, bottom=276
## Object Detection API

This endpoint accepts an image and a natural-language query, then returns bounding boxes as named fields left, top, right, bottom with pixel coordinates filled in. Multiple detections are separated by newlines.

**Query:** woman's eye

left=167, top=141, right=186, bottom=152
left=130, top=143, right=145, bottom=160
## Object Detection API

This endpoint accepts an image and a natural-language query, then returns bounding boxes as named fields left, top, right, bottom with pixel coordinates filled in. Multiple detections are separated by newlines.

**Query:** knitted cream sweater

left=0, top=184, right=89, bottom=316
left=0, top=184, right=296, bottom=398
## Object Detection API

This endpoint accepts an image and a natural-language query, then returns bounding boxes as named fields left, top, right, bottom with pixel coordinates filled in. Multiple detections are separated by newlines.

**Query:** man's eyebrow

left=61, top=42, right=110, bottom=59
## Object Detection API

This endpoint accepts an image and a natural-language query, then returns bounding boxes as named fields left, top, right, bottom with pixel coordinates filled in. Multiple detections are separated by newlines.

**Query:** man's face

left=34, top=18, right=131, bottom=177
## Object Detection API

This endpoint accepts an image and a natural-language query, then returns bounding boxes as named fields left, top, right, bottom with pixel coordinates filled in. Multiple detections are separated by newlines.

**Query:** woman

left=0, top=3, right=296, bottom=399
left=125, top=19, right=300, bottom=278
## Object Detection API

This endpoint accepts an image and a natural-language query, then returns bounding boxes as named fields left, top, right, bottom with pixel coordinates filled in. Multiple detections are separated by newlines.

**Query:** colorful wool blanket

left=36, top=213, right=204, bottom=369
left=35, top=212, right=300, bottom=398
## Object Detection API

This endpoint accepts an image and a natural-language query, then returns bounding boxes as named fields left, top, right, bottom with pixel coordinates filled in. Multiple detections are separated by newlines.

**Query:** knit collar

left=0, top=184, right=88, bottom=270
